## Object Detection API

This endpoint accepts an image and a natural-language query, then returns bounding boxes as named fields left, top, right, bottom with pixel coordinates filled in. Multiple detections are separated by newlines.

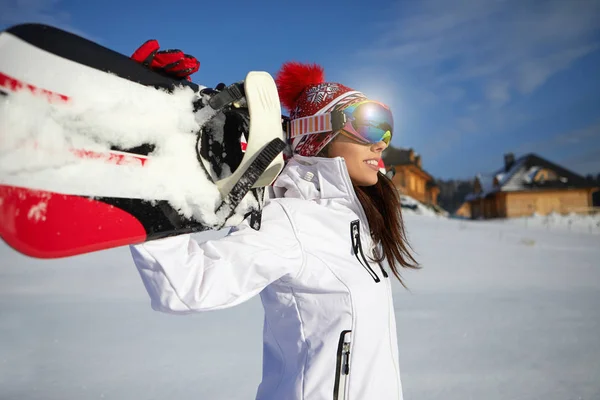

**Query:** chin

left=353, top=173, right=379, bottom=187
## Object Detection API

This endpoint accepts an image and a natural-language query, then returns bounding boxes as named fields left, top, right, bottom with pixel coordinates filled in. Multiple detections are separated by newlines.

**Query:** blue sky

left=2, top=0, right=599, bottom=180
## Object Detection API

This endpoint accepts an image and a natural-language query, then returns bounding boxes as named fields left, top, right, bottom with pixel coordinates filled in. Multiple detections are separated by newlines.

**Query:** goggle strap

left=288, top=113, right=339, bottom=139
left=288, top=100, right=390, bottom=140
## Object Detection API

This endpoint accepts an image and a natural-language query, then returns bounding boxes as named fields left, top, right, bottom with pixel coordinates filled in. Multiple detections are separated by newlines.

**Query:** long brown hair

left=354, top=173, right=420, bottom=286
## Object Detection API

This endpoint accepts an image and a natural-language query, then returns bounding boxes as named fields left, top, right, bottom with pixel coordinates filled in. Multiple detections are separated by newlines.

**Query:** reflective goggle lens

left=341, top=101, right=393, bottom=144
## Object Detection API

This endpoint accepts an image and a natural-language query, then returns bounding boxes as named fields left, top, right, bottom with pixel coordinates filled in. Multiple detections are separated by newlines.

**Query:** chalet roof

left=477, top=173, right=496, bottom=194
left=382, top=146, right=437, bottom=184
left=382, top=146, right=412, bottom=165
left=466, top=153, right=595, bottom=201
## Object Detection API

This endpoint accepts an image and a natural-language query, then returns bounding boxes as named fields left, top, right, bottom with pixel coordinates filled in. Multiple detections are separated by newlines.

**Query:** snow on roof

left=494, top=155, right=528, bottom=189
left=523, top=166, right=541, bottom=184
left=468, top=155, right=530, bottom=199
left=477, top=173, right=496, bottom=195
left=466, top=153, right=593, bottom=202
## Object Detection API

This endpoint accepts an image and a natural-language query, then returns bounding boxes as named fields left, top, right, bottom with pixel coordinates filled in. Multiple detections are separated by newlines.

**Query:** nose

left=371, top=140, right=388, bottom=152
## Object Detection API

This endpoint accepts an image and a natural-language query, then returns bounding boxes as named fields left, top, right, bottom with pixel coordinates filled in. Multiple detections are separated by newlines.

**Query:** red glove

left=131, top=39, right=200, bottom=81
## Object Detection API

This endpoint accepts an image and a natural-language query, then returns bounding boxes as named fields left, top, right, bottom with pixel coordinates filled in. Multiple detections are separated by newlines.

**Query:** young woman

left=130, top=61, right=418, bottom=400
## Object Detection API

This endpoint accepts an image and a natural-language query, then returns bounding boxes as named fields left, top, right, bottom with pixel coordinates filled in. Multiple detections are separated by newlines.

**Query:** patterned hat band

left=287, top=96, right=365, bottom=137
left=287, top=91, right=367, bottom=157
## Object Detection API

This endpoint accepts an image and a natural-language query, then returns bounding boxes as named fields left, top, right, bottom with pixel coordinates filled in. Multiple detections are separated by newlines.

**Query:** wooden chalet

left=382, top=146, right=440, bottom=206
left=465, top=153, right=598, bottom=219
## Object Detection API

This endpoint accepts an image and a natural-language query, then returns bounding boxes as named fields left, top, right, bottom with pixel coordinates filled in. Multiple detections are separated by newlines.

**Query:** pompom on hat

left=275, top=61, right=368, bottom=157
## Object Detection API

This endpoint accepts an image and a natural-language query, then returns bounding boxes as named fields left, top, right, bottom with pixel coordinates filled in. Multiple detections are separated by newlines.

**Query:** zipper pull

left=342, top=342, right=351, bottom=375
left=350, top=220, right=360, bottom=255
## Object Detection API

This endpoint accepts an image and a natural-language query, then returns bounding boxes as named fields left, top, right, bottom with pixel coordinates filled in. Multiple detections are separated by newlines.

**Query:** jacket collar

left=271, top=155, right=356, bottom=202
left=269, top=154, right=377, bottom=254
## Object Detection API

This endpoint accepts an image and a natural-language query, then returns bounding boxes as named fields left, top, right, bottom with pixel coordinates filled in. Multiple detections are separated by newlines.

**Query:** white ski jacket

left=130, top=155, right=403, bottom=400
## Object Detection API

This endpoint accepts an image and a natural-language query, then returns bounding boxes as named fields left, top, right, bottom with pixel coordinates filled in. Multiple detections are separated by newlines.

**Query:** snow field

left=1, top=216, right=599, bottom=399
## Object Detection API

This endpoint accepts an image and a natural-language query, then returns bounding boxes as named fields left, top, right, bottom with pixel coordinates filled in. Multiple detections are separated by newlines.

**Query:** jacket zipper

left=350, top=220, right=380, bottom=283
left=333, top=330, right=352, bottom=400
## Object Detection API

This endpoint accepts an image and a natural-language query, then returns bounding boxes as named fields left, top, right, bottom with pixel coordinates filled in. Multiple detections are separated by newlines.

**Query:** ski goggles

left=287, top=100, right=393, bottom=145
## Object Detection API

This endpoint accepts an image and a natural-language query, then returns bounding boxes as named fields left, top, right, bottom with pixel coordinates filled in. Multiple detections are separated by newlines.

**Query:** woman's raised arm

left=130, top=202, right=303, bottom=313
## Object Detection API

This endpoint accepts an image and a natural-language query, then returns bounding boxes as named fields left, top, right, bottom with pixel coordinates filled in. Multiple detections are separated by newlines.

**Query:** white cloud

left=445, top=87, right=466, bottom=102
left=456, top=117, right=478, bottom=133
left=515, top=120, right=600, bottom=154
left=414, top=88, right=440, bottom=106
left=485, top=80, right=511, bottom=107
left=360, top=0, right=600, bottom=99
left=418, top=127, right=465, bottom=160
left=467, top=103, right=483, bottom=113
left=516, top=43, right=600, bottom=94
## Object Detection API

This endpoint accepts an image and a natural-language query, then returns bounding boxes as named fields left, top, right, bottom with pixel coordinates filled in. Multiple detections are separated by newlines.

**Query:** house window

left=534, top=168, right=558, bottom=183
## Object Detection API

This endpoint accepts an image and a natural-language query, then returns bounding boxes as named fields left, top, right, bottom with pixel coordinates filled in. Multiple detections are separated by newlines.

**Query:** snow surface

left=1, top=216, right=599, bottom=400
left=400, top=195, right=440, bottom=217
left=483, top=212, right=600, bottom=235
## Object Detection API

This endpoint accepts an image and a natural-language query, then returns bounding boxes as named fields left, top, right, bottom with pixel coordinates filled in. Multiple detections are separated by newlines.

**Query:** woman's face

left=327, top=133, right=388, bottom=186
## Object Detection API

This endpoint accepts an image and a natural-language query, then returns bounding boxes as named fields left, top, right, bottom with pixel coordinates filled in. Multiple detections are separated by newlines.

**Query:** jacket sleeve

left=130, top=202, right=303, bottom=314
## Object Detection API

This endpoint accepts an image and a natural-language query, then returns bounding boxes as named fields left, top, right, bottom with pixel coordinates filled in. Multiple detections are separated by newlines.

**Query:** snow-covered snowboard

left=0, top=23, right=286, bottom=259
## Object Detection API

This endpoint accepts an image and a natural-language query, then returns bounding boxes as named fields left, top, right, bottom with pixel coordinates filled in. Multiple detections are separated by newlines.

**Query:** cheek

left=348, top=153, right=364, bottom=171
left=347, top=152, right=371, bottom=180
left=343, top=152, right=363, bottom=174
left=328, top=139, right=371, bottom=179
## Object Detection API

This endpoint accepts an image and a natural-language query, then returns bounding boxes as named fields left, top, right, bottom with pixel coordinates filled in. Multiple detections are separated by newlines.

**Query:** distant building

left=382, top=146, right=440, bottom=206
left=454, top=202, right=472, bottom=219
left=465, top=153, right=599, bottom=219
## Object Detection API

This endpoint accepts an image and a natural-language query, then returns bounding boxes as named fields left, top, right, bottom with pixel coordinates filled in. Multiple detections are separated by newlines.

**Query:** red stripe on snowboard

left=71, top=149, right=149, bottom=166
left=0, top=71, right=69, bottom=102
left=0, top=72, right=150, bottom=165
left=0, top=185, right=147, bottom=258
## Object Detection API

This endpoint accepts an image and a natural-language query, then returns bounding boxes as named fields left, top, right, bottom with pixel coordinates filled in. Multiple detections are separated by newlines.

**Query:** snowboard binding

left=192, top=72, right=286, bottom=230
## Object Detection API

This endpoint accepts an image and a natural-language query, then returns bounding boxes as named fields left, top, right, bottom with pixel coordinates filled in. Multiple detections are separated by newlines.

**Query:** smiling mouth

left=364, top=159, right=380, bottom=171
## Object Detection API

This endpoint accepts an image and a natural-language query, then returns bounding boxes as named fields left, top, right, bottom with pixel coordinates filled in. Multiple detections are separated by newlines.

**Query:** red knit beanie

left=275, top=62, right=367, bottom=156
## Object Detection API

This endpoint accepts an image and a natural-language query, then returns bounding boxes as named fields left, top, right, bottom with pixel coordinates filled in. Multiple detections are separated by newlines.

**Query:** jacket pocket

left=333, top=330, right=352, bottom=400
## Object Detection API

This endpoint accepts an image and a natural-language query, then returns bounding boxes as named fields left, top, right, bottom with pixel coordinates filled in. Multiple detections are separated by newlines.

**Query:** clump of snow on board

left=0, top=80, right=257, bottom=227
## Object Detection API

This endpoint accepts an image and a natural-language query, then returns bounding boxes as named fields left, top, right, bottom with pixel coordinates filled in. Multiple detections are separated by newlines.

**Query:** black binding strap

left=142, top=49, right=157, bottom=67
left=215, top=138, right=285, bottom=228
left=208, top=82, right=245, bottom=110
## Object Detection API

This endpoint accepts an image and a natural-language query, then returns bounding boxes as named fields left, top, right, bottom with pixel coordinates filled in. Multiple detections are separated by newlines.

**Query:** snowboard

left=0, top=23, right=286, bottom=259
